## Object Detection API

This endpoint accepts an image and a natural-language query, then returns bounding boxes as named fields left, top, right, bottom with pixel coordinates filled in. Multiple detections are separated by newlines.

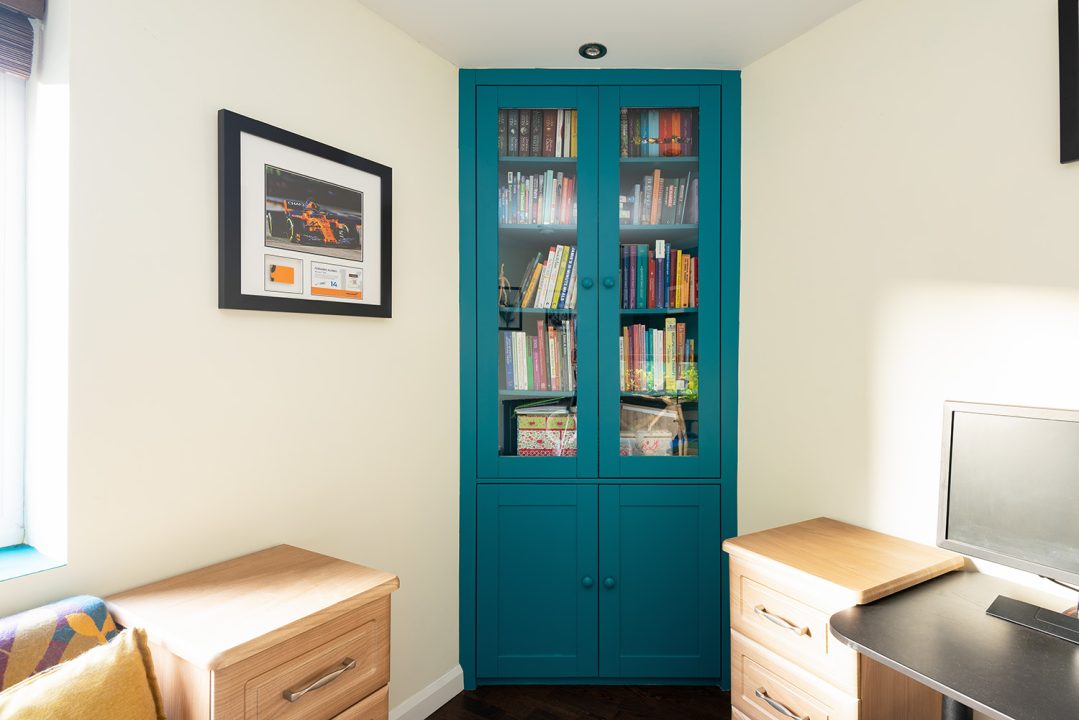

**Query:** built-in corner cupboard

left=459, top=70, right=740, bottom=689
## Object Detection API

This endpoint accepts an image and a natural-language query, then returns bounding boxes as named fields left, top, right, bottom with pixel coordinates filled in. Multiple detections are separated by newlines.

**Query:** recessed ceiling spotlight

left=579, top=42, right=607, bottom=60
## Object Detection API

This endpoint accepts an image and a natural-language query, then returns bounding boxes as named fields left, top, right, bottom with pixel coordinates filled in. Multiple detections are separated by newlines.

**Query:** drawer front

left=731, top=559, right=857, bottom=693
left=244, top=599, right=390, bottom=720
left=731, top=630, right=857, bottom=720
left=732, top=707, right=751, bottom=720
left=330, top=686, right=388, bottom=720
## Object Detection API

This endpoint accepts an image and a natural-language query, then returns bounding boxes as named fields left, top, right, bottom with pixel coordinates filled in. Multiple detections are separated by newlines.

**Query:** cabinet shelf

left=620, top=156, right=699, bottom=167
left=621, top=391, right=699, bottom=400
left=500, top=306, right=577, bottom=315
left=620, top=307, right=697, bottom=315
left=499, top=224, right=578, bottom=243
left=499, top=389, right=576, bottom=398
left=500, top=156, right=577, bottom=166
left=619, top=223, right=697, bottom=237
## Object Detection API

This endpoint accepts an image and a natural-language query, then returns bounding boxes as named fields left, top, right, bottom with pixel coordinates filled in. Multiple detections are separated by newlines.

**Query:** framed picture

left=1061, top=0, right=1079, bottom=163
left=218, top=109, right=392, bottom=316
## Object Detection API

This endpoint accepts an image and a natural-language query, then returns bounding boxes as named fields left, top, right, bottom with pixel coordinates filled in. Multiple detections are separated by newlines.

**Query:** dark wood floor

left=427, top=685, right=732, bottom=720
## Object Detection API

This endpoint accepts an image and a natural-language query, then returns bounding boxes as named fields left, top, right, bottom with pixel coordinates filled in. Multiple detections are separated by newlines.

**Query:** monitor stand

left=986, top=595, right=1079, bottom=644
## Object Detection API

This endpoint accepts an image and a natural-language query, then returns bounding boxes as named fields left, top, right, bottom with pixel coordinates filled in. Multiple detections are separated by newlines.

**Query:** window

left=0, top=69, right=27, bottom=547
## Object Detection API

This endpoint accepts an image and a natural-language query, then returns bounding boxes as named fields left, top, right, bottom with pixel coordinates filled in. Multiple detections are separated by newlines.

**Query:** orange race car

left=267, top=199, right=361, bottom=248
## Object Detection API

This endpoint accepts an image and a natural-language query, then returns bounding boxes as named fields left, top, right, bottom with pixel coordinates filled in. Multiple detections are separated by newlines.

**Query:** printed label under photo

left=311, top=261, right=363, bottom=300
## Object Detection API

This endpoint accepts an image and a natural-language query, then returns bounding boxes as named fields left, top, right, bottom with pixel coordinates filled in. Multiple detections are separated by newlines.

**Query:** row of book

left=622, top=241, right=698, bottom=309
left=499, top=171, right=577, bottom=226
left=620, top=108, right=697, bottom=158
left=620, top=319, right=696, bottom=394
left=620, top=170, right=698, bottom=225
left=502, top=321, right=577, bottom=392
left=510, top=245, right=578, bottom=309
left=500, top=108, right=578, bottom=158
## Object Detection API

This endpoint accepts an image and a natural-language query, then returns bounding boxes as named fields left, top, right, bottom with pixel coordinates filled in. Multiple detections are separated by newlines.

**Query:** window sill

left=0, top=544, right=64, bottom=582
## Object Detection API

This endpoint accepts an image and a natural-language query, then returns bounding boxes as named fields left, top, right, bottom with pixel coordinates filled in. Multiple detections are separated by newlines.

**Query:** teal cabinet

left=477, top=483, right=721, bottom=681
left=477, top=485, right=599, bottom=678
left=598, top=485, right=722, bottom=678
left=461, top=69, right=740, bottom=689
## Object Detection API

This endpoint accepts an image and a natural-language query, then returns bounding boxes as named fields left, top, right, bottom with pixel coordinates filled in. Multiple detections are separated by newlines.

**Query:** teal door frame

left=460, top=68, right=741, bottom=690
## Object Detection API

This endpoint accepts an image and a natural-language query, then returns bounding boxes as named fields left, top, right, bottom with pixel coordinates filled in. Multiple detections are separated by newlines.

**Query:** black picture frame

left=218, top=109, right=393, bottom=317
left=1061, top=0, right=1079, bottom=163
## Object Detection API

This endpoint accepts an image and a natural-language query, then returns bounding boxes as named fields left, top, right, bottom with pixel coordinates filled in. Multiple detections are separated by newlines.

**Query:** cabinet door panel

left=598, top=85, right=723, bottom=479
left=598, top=484, right=721, bottom=678
left=477, top=484, right=599, bottom=678
left=476, top=85, right=599, bottom=479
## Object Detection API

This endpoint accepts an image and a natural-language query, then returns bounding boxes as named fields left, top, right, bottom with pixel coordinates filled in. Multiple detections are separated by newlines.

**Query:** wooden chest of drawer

left=724, top=518, right=963, bottom=720
left=731, top=558, right=858, bottom=693
left=732, top=628, right=858, bottom=720
left=108, top=545, right=399, bottom=720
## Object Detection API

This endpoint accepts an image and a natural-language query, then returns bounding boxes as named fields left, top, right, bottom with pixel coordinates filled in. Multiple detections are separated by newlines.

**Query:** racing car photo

left=264, top=164, right=364, bottom=262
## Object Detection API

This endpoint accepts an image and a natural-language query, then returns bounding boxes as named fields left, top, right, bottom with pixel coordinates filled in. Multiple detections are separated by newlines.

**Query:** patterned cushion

left=0, top=596, right=119, bottom=691
left=0, top=628, right=165, bottom=720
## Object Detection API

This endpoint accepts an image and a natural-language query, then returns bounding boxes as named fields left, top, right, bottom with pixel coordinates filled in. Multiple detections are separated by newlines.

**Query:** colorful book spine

left=542, top=110, right=556, bottom=155
left=557, top=246, right=576, bottom=309
left=530, top=336, right=540, bottom=388
left=518, top=110, right=531, bottom=157
left=636, top=244, right=646, bottom=309
left=530, top=109, right=543, bottom=155
left=498, top=110, right=507, bottom=156
left=508, top=111, right=519, bottom=156
left=503, top=332, right=514, bottom=389
left=664, top=318, right=676, bottom=390
left=620, top=108, right=629, bottom=158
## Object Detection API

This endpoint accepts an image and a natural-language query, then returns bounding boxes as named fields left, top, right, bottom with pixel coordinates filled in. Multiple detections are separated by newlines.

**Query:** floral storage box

left=516, top=407, right=577, bottom=457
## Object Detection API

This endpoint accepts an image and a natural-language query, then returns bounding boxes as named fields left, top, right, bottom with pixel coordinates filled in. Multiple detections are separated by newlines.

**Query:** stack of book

left=500, top=171, right=576, bottom=225
left=619, top=108, right=696, bottom=157
left=499, top=109, right=578, bottom=158
left=620, top=241, right=698, bottom=309
left=512, top=245, right=578, bottom=309
left=620, top=170, right=698, bottom=225
left=502, top=320, right=577, bottom=392
left=620, top=318, right=696, bottom=394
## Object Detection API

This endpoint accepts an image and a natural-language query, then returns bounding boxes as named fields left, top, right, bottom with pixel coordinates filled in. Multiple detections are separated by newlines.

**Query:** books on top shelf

left=499, top=108, right=578, bottom=158
left=620, top=108, right=697, bottom=157
left=500, top=171, right=577, bottom=226
left=620, top=318, right=696, bottom=394
left=619, top=169, right=698, bottom=225
left=621, top=240, right=698, bottom=310
left=508, top=245, right=578, bottom=310
left=502, top=319, right=577, bottom=392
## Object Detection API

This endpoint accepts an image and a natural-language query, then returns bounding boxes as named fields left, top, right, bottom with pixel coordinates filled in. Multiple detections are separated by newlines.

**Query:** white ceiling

left=358, top=0, right=864, bottom=69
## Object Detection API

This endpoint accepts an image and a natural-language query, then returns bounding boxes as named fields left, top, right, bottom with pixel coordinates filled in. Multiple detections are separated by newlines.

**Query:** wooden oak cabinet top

left=723, top=517, right=963, bottom=605
left=106, top=545, right=399, bottom=671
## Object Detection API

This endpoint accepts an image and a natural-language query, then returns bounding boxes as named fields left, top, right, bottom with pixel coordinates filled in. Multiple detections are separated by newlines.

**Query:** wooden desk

left=830, top=571, right=1079, bottom=720
left=723, top=517, right=964, bottom=720
left=107, top=545, right=399, bottom=720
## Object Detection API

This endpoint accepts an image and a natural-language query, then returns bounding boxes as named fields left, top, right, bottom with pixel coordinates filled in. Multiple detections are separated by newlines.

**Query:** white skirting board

left=390, top=665, right=464, bottom=720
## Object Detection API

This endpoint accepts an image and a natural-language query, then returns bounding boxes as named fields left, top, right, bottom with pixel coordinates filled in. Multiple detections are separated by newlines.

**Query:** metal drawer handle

left=754, top=605, right=810, bottom=636
left=283, top=658, right=356, bottom=702
left=755, top=687, right=809, bottom=720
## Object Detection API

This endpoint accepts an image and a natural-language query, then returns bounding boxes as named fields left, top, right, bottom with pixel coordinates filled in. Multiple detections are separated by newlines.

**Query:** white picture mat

left=239, top=132, right=381, bottom=305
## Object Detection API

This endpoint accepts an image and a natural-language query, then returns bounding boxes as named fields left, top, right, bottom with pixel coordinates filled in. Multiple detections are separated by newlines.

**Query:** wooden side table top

left=106, top=545, right=399, bottom=671
left=723, top=517, right=964, bottom=605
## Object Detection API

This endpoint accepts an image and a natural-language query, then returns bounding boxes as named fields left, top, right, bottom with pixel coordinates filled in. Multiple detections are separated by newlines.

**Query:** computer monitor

left=938, top=401, right=1079, bottom=643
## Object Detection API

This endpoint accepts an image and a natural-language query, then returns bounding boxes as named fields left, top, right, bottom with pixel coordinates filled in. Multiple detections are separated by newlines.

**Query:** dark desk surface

left=830, top=571, right=1079, bottom=720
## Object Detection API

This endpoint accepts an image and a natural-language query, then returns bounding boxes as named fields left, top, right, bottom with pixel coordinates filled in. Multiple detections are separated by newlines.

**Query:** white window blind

left=0, top=70, right=26, bottom=546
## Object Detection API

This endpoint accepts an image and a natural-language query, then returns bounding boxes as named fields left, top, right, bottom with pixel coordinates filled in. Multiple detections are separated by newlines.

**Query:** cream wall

left=742, top=7, right=1078, bottom=707
left=742, top=0, right=1079, bottom=540
left=3, top=0, right=460, bottom=711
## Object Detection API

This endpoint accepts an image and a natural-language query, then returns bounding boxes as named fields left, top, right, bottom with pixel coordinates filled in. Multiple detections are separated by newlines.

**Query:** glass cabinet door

left=477, top=86, right=598, bottom=478
left=598, top=86, right=721, bottom=478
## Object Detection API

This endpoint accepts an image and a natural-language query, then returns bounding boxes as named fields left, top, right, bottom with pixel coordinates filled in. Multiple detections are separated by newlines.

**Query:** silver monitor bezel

left=938, top=400, right=1079, bottom=588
